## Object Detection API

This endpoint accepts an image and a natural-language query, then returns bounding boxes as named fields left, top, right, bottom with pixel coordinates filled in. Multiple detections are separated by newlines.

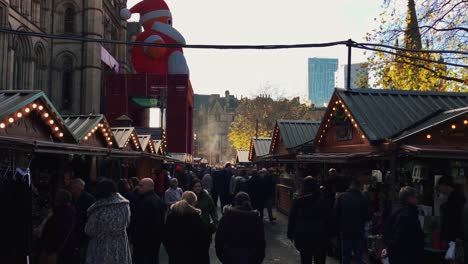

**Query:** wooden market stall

left=266, top=120, right=320, bottom=214
left=297, top=88, right=468, bottom=262
left=248, top=137, right=272, bottom=164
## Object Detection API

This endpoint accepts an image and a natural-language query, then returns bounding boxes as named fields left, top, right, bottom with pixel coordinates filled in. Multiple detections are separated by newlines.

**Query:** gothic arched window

left=64, top=7, right=75, bottom=34
left=62, top=56, right=73, bottom=110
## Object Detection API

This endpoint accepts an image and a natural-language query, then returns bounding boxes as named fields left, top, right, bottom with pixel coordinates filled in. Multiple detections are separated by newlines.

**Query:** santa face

left=143, top=15, right=173, bottom=30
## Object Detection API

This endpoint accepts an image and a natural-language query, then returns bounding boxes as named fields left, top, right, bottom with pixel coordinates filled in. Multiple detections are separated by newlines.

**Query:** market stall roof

left=111, top=127, right=142, bottom=150
left=138, top=135, right=157, bottom=154
left=249, top=137, right=272, bottom=161
left=393, top=107, right=468, bottom=142
left=400, top=144, right=468, bottom=159
left=64, top=114, right=116, bottom=146
left=271, top=120, right=320, bottom=152
left=0, top=90, right=76, bottom=142
left=297, top=152, right=388, bottom=163
left=335, top=89, right=468, bottom=142
left=236, top=149, right=250, bottom=163
left=153, top=140, right=162, bottom=154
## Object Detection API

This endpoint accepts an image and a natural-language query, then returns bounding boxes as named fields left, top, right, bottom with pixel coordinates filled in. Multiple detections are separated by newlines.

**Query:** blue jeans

left=341, top=238, right=364, bottom=264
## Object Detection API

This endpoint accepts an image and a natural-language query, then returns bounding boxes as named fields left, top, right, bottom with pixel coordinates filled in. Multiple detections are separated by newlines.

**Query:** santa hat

left=121, top=0, right=172, bottom=24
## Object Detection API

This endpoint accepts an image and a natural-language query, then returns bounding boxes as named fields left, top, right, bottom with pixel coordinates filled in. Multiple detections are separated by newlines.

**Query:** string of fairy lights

left=0, top=101, right=65, bottom=139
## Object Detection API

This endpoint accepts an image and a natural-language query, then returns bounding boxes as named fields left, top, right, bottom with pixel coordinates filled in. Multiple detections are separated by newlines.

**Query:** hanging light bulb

left=43, top=113, right=49, bottom=118
left=38, top=105, right=44, bottom=111
left=451, top=124, right=457, bottom=130
left=88, top=132, right=92, bottom=137
left=16, top=112, right=22, bottom=118
left=59, top=132, right=64, bottom=138
left=49, top=119, right=54, bottom=125
left=54, top=126, right=59, bottom=131
left=24, top=108, right=30, bottom=113
left=361, top=135, right=365, bottom=139
left=84, top=136, right=89, bottom=141
left=8, top=117, right=14, bottom=123
left=0, top=123, right=5, bottom=129
left=464, top=120, right=468, bottom=125
left=426, top=134, right=432, bottom=139
left=107, top=137, right=111, bottom=141
left=32, top=104, right=37, bottom=109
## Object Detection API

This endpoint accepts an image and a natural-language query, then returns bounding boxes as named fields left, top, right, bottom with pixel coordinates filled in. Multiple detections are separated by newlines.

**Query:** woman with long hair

left=215, top=192, right=266, bottom=264
left=164, top=191, right=211, bottom=264
left=287, top=176, right=333, bottom=264
left=85, top=179, right=132, bottom=264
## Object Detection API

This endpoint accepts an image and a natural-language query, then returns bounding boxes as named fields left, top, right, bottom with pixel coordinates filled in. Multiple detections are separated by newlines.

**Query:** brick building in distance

left=194, top=90, right=239, bottom=164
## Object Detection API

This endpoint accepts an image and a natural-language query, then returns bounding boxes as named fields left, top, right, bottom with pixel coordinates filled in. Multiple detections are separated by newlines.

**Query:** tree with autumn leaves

left=367, top=0, right=467, bottom=92
left=228, top=95, right=323, bottom=150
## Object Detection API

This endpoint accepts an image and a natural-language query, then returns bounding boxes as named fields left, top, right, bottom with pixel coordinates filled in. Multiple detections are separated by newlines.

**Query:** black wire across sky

left=0, top=27, right=467, bottom=69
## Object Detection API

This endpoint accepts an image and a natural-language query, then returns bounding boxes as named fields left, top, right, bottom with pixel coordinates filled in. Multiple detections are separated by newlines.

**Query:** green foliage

left=228, top=96, right=319, bottom=150
left=367, top=0, right=467, bottom=92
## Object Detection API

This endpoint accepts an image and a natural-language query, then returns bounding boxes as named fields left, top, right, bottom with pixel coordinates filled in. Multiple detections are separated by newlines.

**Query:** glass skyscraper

left=308, top=58, right=338, bottom=107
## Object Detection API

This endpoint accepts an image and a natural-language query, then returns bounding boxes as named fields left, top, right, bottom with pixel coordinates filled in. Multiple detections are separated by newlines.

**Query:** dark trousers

left=220, top=194, right=231, bottom=209
left=300, top=249, right=326, bottom=264
left=134, top=244, right=160, bottom=264
left=265, top=196, right=275, bottom=220
left=341, top=238, right=364, bottom=264
left=212, top=191, right=219, bottom=208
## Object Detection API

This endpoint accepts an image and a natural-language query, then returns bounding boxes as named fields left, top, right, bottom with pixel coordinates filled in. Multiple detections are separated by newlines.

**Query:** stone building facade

left=194, top=91, right=239, bottom=164
left=0, top=0, right=130, bottom=115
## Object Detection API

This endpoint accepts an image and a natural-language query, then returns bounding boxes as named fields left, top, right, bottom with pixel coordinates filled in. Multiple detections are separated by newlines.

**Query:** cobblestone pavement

left=159, top=209, right=340, bottom=264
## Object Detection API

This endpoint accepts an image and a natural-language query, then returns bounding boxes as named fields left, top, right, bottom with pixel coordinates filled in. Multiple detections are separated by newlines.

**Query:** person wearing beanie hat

left=120, top=0, right=189, bottom=75
left=216, top=192, right=266, bottom=264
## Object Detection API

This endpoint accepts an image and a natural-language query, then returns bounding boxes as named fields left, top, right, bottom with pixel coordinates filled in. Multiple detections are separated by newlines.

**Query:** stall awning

left=400, top=145, right=468, bottom=159
left=0, top=135, right=165, bottom=160
left=297, top=152, right=388, bottom=163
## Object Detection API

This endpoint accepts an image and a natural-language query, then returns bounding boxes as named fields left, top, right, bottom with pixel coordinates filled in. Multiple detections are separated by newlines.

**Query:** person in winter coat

left=164, top=191, right=211, bottom=264
left=69, top=178, right=95, bottom=262
left=263, top=169, right=277, bottom=222
left=165, top=178, right=183, bottom=207
left=39, top=189, right=78, bottom=264
left=191, top=179, right=219, bottom=233
left=85, top=179, right=132, bottom=264
left=214, top=163, right=234, bottom=208
left=287, top=177, right=332, bottom=264
left=335, top=179, right=371, bottom=264
left=436, top=175, right=466, bottom=244
left=131, top=178, right=166, bottom=264
left=246, top=170, right=268, bottom=220
left=215, top=192, right=266, bottom=264
left=382, top=186, right=424, bottom=264
left=202, top=171, right=213, bottom=195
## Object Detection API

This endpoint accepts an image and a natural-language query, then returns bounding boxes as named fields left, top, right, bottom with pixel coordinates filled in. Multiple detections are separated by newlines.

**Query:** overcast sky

left=126, top=0, right=383, bottom=99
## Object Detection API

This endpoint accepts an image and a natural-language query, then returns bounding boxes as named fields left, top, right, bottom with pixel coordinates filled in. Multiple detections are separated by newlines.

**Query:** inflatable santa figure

left=121, top=0, right=189, bottom=75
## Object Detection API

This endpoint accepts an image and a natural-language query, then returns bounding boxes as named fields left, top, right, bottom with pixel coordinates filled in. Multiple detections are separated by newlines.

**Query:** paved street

left=160, top=209, right=340, bottom=264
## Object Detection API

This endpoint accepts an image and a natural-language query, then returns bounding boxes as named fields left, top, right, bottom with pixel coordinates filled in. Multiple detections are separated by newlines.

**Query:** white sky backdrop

left=127, top=0, right=384, bottom=99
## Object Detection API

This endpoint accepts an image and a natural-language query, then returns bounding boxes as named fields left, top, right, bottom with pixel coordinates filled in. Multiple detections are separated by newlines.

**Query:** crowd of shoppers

left=36, top=165, right=468, bottom=264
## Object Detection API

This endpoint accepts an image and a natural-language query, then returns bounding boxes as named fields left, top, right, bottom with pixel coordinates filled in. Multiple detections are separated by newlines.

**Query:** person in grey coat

left=85, top=179, right=132, bottom=264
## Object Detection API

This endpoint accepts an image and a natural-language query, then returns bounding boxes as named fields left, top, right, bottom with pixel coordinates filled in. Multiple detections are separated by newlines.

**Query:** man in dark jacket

left=215, top=192, right=266, bottom=264
left=131, top=178, right=166, bottom=264
left=69, top=178, right=95, bottom=263
left=383, top=186, right=424, bottom=264
left=288, top=177, right=332, bottom=264
left=436, top=175, right=466, bottom=243
left=246, top=170, right=268, bottom=220
left=335, top=179, right=370, bottom=264
left=214, top=163, right=234, bottom=209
